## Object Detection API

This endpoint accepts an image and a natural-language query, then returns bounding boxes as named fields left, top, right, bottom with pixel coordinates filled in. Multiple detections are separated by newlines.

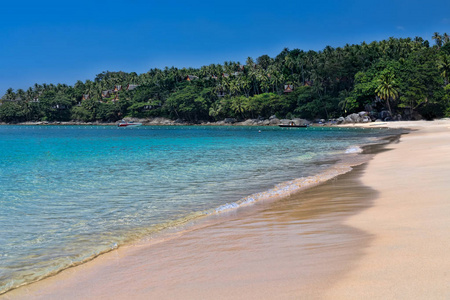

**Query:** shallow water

left=0, top=125, right=399, bottom=293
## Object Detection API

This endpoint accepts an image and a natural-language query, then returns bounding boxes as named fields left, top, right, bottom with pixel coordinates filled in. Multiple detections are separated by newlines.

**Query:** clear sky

left=1, top=0, right=449, bottom=95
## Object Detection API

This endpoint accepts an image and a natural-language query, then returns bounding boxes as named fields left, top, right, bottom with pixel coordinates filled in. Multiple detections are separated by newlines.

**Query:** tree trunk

left=386, top=98, right=392, bottom=116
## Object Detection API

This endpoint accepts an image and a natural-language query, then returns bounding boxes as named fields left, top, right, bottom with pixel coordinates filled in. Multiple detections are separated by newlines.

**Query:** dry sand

left=3, top=120, right=450, bottom=299
left=325, top=120, right=450, bottom=299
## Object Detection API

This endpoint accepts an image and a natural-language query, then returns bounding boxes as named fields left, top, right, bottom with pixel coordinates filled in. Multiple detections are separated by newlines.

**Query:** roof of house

left=127, top=84, right=139, bottom=90
left=101, top=91, right=112, bottom=97
left=284, top=85, right=294, bottom=92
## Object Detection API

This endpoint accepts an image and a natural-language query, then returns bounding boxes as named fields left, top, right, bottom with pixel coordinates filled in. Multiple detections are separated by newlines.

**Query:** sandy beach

left=325, top=120, right=450, bottom=299
left=3, top=120, right=450, bottom=299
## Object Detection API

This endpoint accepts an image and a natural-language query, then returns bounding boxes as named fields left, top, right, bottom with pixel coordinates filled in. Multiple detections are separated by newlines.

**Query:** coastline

left=3, top=120, right=450, bottom=299
left=324, top=120, right=450, bottom=299
left=3, top=162, right=380, bottom=299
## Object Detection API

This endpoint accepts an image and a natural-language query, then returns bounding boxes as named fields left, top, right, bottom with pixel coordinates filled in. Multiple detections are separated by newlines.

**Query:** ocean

left=0, top=125, right=400, bottom=294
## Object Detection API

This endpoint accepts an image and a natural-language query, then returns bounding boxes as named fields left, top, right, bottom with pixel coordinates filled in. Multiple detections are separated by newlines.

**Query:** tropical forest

left=1, top=34, right=450, bottom=123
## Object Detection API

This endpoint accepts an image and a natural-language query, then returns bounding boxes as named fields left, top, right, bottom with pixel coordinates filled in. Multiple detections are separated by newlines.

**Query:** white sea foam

left=215, top=202, right=239, bottom=213
left=210, top=162, right=361, bottom=215
left=345, top=145, right=363, bottom=154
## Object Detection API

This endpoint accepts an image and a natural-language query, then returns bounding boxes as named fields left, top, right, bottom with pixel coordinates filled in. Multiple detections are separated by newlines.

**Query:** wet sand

left=4, top=120, right=450, bottom=299
left=4, top=162, right=377, bottom=299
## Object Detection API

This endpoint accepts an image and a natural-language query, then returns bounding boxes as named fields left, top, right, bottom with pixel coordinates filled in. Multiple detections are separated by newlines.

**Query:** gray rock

left=269, top=118, right=280, bottom=125
left=293, top=118, right=309, bottom=125
left=380, top=110, right=391, bottom=120
left=362, top=116, right=371, bottom=123
left=242, top=119, right=256, bottom=125
left=349, top=113, right=362, bottom=123
left=224, top=118, right=237, bottom=124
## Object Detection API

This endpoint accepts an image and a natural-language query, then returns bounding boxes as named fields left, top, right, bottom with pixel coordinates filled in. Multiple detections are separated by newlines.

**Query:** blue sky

left=1, top=0, right=449, bottom=95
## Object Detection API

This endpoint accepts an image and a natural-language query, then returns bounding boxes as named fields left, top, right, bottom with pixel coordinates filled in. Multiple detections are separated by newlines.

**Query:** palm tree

left=432, top=32, right=442, bottom=48
left=4, top=88, right=15, bottom=100
left=209, top=102, right=222, bottom=120
left=375, top=71, right=399, bottom=116
left=26, top=87, right=34, bottom=102
left=16, top=89, right=26, bottom=101
left=438, top=54, right=450, bottom=84
left=443, top=33, right=450, bottom=45
left=33, top=83, right=43, bottom=94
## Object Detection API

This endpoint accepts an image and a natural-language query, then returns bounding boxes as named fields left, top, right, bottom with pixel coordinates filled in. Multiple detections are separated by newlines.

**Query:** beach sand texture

left=3, top=120, right=450, bottom=299
left=326, top=121, right=450, bottom=299
left=4, top=165, right=375, bottom=300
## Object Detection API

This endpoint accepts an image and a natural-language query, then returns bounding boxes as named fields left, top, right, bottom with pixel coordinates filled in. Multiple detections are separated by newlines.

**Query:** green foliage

left=165, top=85, right=211, bottom=121
left=0, top=101, right=25, bottom=122
left=375, top=68, right=399, bottom=114
left=2, top=35, right=450, bottom=122
left=443, top=85, right=450, bottom=117
left=71, top=106, right=93, bottom=122
left=39, top=90, right=74, bottom=121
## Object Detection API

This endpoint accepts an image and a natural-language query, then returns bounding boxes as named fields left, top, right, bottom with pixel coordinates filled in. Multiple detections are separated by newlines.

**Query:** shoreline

left=324, top=120, right=450, bottom=299
left=1, top=124, right=399, bottom=299
left=0, top=126, right=390, bottom=297
left=3, top=120, right=449, bottom=299
left=3, top=161, right=382, bottom=299
left=3, top=117, right=444, bottom=127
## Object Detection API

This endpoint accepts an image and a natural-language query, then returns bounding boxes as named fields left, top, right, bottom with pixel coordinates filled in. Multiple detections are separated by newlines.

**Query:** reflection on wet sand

left=5, top=162, right=378, bottom=300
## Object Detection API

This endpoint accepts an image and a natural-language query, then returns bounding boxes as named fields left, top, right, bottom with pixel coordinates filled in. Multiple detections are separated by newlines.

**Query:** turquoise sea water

left=0, top=125, right=399, bottom=293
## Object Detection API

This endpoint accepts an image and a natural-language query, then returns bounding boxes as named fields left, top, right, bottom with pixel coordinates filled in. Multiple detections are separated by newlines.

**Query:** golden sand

left=3, top=164, right=374, bottom=299
left=325, top=120, right=450, bottom=299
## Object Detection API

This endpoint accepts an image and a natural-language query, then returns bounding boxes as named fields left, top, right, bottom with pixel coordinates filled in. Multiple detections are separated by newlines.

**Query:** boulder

left=336, top=117, right=345, bottom=124
left=345, top=113, right=360, bottom=123
left=293, top=118, right=309, bottom=125
left=380, top=110, right=391, bottom=120
left=269, top=118, right=280, bottom=125
left=224, top=118, right=237, bottom=124
left=362, top=116, right=371, bottom=123
left=242, top=119, right=256, bottom=125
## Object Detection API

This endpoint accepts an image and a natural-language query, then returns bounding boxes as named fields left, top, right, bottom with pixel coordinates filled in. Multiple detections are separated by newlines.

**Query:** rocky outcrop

left=334, top=108, right=424, bottom=125
left=279, top=118, right=310, bottom=126
left=269, top=118, right=280, bottom=125
left=224, top=118, right=237, bottom=124
left=343, top=112, right=371, bottom=123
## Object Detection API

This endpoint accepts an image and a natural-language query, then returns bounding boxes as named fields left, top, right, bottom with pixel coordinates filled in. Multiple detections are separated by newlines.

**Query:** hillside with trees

left=1, top=34, right=450, bottom=123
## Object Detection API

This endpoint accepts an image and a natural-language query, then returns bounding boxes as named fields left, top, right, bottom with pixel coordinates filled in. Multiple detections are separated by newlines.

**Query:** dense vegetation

left=1, top=33, right=450, bottom=123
